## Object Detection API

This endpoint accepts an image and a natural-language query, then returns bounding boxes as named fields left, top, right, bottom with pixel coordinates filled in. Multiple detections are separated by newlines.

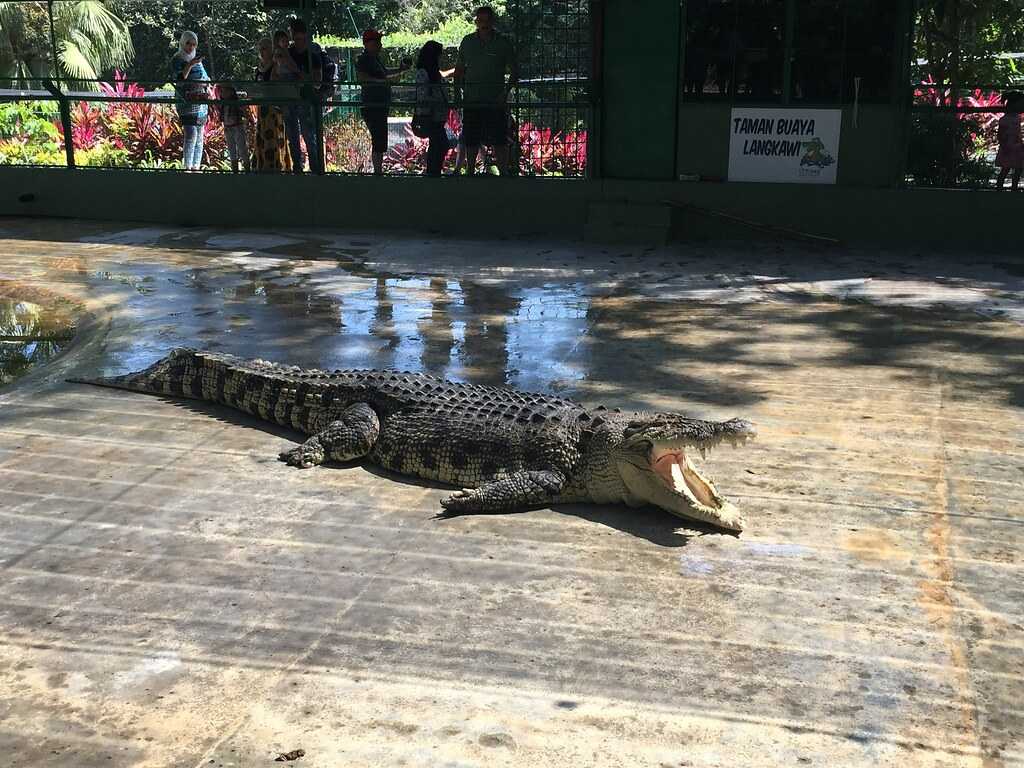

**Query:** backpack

left=319, top=51, right=338, bottom=98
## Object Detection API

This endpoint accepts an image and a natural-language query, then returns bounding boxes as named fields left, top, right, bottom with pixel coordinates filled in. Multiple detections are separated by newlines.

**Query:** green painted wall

left=676, top=103, right=731, bottom=181
left=600, top=0, right=681, bottom=180
left=3, top=167, right=1021, bottom=251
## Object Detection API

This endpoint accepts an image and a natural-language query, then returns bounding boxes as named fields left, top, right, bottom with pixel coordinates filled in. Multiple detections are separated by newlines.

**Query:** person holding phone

left=171, top=31, right=210, bottom=171
left=413, top=41, right=451, bottom=177
left=356, top=29, right=412, bottom=175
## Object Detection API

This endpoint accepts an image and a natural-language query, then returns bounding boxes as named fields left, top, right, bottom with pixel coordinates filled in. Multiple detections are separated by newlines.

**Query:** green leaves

left=321, top=16, right=474, bottom=52
left=915, top=0, right=1024, bottom=88
left=0, top=1, right=133, bottom=87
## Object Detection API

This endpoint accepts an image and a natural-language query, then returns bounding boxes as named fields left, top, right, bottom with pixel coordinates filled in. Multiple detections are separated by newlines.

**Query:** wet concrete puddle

left=0, top=281, right=78, bottom=389
left=1, top=223, right=1023, bottom=767
left=77, top=244, right=595, bottom=396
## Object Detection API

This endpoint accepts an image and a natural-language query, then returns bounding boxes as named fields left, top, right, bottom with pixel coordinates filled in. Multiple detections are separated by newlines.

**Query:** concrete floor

left=0, top=218, right=1022, bottom=768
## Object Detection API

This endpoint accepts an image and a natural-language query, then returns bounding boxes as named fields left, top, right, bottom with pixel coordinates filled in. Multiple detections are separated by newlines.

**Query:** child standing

left=218, top=82, right=250, bottom=173
left=995, top=91, right=1023, bottom=191
left=273, top=29, right=300, bottom=81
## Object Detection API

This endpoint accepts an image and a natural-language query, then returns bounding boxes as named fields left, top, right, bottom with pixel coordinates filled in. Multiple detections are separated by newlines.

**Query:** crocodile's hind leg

left=279, top=402, right=380, bottom=469
left=439, top=470, right=567, bottom=516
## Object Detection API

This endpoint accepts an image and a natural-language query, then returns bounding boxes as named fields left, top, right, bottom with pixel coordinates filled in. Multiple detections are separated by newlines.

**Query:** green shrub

left=0, top=101, right=60, bottom=141
left=322, top=16, right=473, bottom=56
left=77, top=142, right=132, bottom=167
left=906, top=111, right=993, bottom=188
left=0, top=139, right=65, bottom=166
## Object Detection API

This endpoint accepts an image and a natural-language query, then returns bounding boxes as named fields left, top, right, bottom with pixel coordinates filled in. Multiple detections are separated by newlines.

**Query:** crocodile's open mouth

left=651, top=447, right=723, bottom=511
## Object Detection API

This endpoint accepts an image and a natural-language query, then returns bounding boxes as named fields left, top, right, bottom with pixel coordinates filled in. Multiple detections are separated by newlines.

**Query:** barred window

left=684, top=0, right=896, bottom=104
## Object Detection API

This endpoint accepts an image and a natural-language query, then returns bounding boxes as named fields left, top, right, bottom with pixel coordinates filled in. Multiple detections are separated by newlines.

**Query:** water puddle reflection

left=0, top=283, right=78, bottom=389
left=86, top=252, right=594, bottom=395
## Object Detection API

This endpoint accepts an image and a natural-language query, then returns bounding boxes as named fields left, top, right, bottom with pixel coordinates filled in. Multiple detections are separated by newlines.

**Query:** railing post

left=46, top=0, right=75, bottom=168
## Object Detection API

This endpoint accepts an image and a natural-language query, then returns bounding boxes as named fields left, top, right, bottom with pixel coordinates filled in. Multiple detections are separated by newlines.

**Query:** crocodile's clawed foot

left=438, top=488, right=481, bottom=516
left=278, top=444, right=324, bottom=469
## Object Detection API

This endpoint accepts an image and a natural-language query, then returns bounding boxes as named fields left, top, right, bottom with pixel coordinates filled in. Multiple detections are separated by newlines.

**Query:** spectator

left=171, top=30, right=210, bottom=171
left=289, top=16, right=325, bottom=67
left=252, top=37, right=291, bottom=172
left=285, top=19, right=324, bottom=174
left=273, top=29, right=300, bottom=82
left=448, top=115, right=466, bottom=175
left=455, top=6, right=517, bottom=176
left=217, top=82, right=250, bottom=173
left=289, top=17, right=336, bottom=104
left=996, top=91, right=1024, bottom=191
left=414, top=41, right=451, bottom=177
left=356, top=29, right=412, bottom=176
left=438, top=65, right=465, bottom=174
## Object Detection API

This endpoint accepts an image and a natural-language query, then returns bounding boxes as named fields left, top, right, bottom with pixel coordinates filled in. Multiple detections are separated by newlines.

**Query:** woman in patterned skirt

left=252, top=37, right=290, bottom=172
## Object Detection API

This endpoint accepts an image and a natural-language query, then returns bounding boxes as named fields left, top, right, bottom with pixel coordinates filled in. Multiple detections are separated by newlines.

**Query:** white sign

left=728, top=108, right=842, bottom=184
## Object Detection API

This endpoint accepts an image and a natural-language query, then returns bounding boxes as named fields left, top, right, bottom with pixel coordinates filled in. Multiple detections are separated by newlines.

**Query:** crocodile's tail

left=68, top=348, right=310, bottom=431
left=67, top=348, right=227, bottom=400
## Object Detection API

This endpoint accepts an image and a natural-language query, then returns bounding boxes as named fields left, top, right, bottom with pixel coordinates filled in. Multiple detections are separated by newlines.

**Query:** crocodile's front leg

left=439, top=470, right=566, bottom=516
left=279, top=402, right=380, bottom=468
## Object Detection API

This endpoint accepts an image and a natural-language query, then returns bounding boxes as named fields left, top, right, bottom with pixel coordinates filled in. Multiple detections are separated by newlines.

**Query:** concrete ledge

left=1, top=166, right=1018, bottom=251
left=0, top=167, right=598, bottom=239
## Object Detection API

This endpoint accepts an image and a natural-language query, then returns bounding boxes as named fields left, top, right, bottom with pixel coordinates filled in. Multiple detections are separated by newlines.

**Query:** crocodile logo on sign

left=799, top=137, right=835, bottom=170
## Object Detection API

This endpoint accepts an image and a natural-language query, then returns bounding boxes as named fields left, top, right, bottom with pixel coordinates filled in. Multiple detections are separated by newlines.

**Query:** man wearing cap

left=455, top=5, right=517, bottom=176
left=356, top=29, right=412, bottom=176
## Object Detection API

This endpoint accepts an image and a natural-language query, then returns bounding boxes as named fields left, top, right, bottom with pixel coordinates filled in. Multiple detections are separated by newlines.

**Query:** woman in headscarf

left=171, top=30, right=210, bottom=171
left=252, top=36, right=291, bottom=172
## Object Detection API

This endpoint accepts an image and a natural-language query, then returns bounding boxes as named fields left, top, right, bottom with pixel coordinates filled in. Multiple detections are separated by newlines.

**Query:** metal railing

left=905, top=84, right=1021, bottom=188
left=0, top=75, right=591, bottom=178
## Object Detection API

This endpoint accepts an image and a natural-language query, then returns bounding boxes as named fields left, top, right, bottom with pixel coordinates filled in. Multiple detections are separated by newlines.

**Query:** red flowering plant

left=516, top=121, right=587, bottom=176
left=65, top=102, right=101, bottom=149
left=383, top=130, right=429, bottom=174
left=923, top=77, right=1009, bottom=147
left=324, top=113, right=374, bottom=173
left=380, top=109, right=588, bottom=177
left=908, top=76, right=1006, bottom=186
left=54, top=71, right=228, bottom=168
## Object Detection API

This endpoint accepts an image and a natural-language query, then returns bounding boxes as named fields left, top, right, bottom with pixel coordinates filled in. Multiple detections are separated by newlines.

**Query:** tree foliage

left=345, top=0, right=504, bottom=35
left=0, top=1, right=134, bottom=87
left=914, top=0, right=1024, bottom=91
left=108, top=0, right=499, bottom=83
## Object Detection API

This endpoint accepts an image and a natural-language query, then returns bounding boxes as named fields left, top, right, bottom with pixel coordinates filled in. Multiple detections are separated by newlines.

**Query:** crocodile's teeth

left=670, top=461, right=688, bottom=494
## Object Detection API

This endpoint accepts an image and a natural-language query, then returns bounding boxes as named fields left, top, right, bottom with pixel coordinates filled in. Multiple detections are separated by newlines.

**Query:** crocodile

left=72, top=348, right=756, bottom=531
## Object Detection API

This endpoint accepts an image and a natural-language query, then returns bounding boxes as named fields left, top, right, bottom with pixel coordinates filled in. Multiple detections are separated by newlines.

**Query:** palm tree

left=0, top=1, right=133, bottom=88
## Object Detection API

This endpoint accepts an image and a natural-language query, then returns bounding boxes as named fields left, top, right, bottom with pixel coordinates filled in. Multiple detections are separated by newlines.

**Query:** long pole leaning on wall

left=303, top=0, right=324, bottom=175
left=588, top=0, right=602, bottom=180
left=47, top=0, right=76, bottom=168
left=781, top=0, right=795, bottom=105
left=895, top=0, right=915, bottom=188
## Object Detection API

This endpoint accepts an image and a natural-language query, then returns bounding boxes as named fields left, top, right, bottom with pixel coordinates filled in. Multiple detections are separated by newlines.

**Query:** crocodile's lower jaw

left=651, top=448, right=744, bottom=531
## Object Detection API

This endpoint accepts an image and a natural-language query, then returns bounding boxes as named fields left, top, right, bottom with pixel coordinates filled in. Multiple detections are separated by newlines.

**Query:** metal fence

left=905, top=85, right=1021, bottom=189
left=0, top=0, right=593, bottom=179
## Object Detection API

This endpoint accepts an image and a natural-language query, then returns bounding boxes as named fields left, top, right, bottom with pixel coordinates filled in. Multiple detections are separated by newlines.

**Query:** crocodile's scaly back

left=72, top=348, right=584, bottom=437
